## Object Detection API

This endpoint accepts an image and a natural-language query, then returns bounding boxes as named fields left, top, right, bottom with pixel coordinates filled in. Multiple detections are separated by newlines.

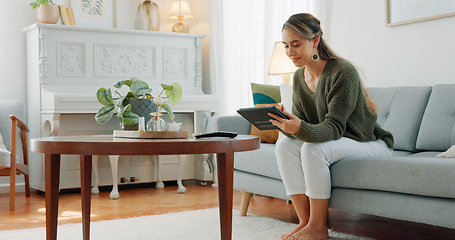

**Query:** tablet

left=237, top=105, right=289, bottom=130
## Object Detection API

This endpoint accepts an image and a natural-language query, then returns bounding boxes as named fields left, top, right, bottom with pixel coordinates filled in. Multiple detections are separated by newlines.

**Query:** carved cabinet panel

left=24, top=24, right=216, bottom=191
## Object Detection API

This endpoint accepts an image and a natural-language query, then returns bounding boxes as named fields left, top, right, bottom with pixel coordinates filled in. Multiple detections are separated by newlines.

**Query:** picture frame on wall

left=386, top=0, right=455, bottom=26
left=70, top=0, right=117, bottom=28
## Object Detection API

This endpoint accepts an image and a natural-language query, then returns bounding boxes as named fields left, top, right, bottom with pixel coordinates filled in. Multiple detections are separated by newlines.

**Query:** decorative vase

left=123, top=98, right=157, bottom=130
left=147, top=113, right=166, bottom=131
left=36, top=4, right=59, bottom=24
left=134, top=2, right=148, bottom=30
left=134, top=0, right=160, bottom=31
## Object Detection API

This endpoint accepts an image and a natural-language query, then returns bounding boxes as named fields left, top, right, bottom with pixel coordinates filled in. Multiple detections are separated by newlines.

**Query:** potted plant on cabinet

left=30, top=0, right=59, bottom=24
left=95, top=77, right=183, bottom=131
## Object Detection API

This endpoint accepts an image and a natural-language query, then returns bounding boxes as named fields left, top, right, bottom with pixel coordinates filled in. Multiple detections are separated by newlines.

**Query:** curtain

left=211, top=0, right=318, bottom=115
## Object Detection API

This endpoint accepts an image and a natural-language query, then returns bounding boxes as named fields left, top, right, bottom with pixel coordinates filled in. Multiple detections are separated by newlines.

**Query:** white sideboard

left=24, top=23, right=218, bottom=191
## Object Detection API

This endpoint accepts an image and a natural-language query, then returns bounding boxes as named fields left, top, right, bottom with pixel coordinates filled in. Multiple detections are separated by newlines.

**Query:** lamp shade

left=268, top=42, right=298, bottom=75
left=169, top=0, right=193, bottom=19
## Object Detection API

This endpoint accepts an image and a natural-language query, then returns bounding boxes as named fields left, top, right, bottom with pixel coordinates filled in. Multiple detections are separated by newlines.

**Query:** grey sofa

left=214, top=84, right=455, bottom=229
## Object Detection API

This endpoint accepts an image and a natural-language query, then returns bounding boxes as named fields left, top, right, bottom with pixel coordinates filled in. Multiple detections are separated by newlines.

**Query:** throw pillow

left=437, top=145, right=455, bottom=158
left=0, top=148, right=11, bottom=168
left=249, top=83, right=281, bottom=144
left=251, top=83, right=281, bottom=105
left=0, top=132, right=13, bottom=169
left=0, top=132, right=7, bottom=150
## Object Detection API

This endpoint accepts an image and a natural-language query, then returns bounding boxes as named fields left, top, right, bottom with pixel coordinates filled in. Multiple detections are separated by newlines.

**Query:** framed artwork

left=386, top=0, right=455, bottom=26
left=70, top=0, right=117, bottom=28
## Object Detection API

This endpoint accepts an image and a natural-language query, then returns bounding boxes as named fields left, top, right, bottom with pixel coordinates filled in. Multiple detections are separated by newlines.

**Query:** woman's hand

left=268, top=105, right=301, bottom=135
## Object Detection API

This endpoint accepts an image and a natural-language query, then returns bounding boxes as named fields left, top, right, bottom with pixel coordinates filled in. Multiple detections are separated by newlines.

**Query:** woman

left=269, top=13, right=394, bottom=240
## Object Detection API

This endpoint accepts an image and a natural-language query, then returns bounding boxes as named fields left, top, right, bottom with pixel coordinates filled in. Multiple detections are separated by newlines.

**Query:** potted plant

left=95, top=77, right=183, bottom=130
left=30, top=0, right=59, bottom=24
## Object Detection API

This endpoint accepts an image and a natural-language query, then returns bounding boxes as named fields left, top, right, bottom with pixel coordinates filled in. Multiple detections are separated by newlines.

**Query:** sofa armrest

left=212, top=115, right=251, bottom=135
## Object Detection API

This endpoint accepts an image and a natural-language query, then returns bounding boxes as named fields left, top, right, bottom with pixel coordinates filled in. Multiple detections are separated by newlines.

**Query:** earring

left=312, top=54, right=319, bottom=61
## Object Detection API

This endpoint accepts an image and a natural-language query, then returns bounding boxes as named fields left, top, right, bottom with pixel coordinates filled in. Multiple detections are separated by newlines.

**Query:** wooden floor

left=1, top=180, right=454, bottom=239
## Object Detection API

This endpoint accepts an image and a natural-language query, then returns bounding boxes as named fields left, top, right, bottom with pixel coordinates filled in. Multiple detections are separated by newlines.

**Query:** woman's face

left=282, top=28, right=316, bottom=68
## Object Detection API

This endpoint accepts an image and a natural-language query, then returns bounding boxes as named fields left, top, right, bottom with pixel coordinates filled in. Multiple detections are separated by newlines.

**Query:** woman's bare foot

left=290, top=223, right=329, bottom=240
left=279, top=223, right=307, bottom=240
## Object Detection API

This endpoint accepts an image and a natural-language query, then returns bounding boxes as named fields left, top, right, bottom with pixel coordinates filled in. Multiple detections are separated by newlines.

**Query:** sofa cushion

left=410, top=151, right=441, bottom=158
left=234, top=170, right=289, bottom=200
left=215, top=115, right=251, bottom=135
left=416, top=84, right=455, bottom=151
left=392, top=150, right=413, bottom=157
left=368, top=87, right=431, bottom=152
left=234, top=143, right=282, bottom=180
left=330, top=156, right=455, bottom=199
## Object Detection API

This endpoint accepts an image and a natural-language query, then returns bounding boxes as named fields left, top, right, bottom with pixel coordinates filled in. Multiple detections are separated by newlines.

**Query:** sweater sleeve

left=293, top=67, right=361, bottom=143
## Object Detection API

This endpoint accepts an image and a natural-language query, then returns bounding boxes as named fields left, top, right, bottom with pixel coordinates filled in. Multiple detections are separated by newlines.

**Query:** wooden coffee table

left=30, top=134, right=260, bottom=240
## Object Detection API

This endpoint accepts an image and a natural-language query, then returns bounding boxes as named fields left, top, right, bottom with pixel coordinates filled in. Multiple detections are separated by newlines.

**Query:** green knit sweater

left=282, top=59, right=394, bottom=149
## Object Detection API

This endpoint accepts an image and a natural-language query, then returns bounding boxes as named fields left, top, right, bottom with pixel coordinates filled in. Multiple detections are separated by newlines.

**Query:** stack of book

left=59, top=5, right=76, bottom=25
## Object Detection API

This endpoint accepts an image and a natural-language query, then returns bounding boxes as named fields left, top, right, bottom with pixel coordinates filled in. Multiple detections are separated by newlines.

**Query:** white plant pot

left=36, top=4, right=59, bottom=24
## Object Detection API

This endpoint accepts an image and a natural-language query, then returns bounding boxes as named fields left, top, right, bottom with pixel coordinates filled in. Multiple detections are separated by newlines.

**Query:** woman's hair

left=283, top=13, right=378, bottom=113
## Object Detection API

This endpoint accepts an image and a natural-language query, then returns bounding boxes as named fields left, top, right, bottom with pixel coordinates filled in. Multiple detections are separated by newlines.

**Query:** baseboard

left=0, top=183, right=26, bottom=194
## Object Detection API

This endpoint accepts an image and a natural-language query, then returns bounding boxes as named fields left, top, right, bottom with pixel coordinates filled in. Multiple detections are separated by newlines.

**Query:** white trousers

left=275, top=137, right=392, bottom=199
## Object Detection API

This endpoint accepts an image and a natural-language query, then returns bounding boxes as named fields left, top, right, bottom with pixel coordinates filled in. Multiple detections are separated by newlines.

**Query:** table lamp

left=169, top=0, right=193, bottom=33
left=268, top=42, right=298, bottom=84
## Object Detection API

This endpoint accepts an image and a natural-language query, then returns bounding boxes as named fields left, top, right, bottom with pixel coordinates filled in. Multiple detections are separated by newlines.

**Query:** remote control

left=194, top=131, right=238, bottom=139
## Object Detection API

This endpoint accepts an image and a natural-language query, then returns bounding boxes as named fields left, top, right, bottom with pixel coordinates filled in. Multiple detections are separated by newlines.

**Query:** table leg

left=216, top=144, right=234, bottom=240
left=91, top=155, right=100, bottom=194
left=80, top=155, right=92, bottom=240
left=177, top=155, right=186, bottom=193
left=45, top=153, right=61, bottom=240
left=212, top=154, right=218, bottom=188
left=155, top=155, right=164, bottom=189
left=109, top=155, right=120, bottom=199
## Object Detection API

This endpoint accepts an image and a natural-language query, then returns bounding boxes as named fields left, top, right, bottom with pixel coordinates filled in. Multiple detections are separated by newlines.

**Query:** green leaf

left=124, top=103, right=132, bottom=112
left=114, top=79, right=134, bottom=88
left=161, top=83, right=173, bottom=90
left=165, top=82, right=183, bottom=107
left=119, top=110, right=139, bottom=125
left=121, top=93, right=135, bottom=107
left=30, top=0, right=53, bottom=8
left=96, top=88, right=114, bottom=105
left=125, top=92, right=135, bottom=98
left=95, top=104, right=115, bottom=124
left=117, top=95, right=127, bottom=108
left=130, top=79, right=151, bottom=97
left=135, top=88, right=153, bottom=97
left=114, top=89, right=122, bottom=99
left=161, top=103, right=175, bottom=120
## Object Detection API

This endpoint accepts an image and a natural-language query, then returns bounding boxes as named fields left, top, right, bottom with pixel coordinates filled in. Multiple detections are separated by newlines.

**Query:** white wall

left=0, top=0, right=212, bottom=104
left=0, top=1, right=36, bottom=103
left=116, top=0, right=212, bottom=93
left=323, top=0, right=455, bottom=87
left=2, top=0, right=454, bottom=104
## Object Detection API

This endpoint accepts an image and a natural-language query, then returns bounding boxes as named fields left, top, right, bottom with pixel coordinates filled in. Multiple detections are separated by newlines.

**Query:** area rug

left=0, top=208, right=371, bottom=240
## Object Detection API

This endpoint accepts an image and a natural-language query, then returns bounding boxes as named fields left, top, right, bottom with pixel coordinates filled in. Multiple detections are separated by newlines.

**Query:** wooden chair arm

left=9, top=114, right=30, bottom=173
left=10, top=115, right=30, bottom=132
